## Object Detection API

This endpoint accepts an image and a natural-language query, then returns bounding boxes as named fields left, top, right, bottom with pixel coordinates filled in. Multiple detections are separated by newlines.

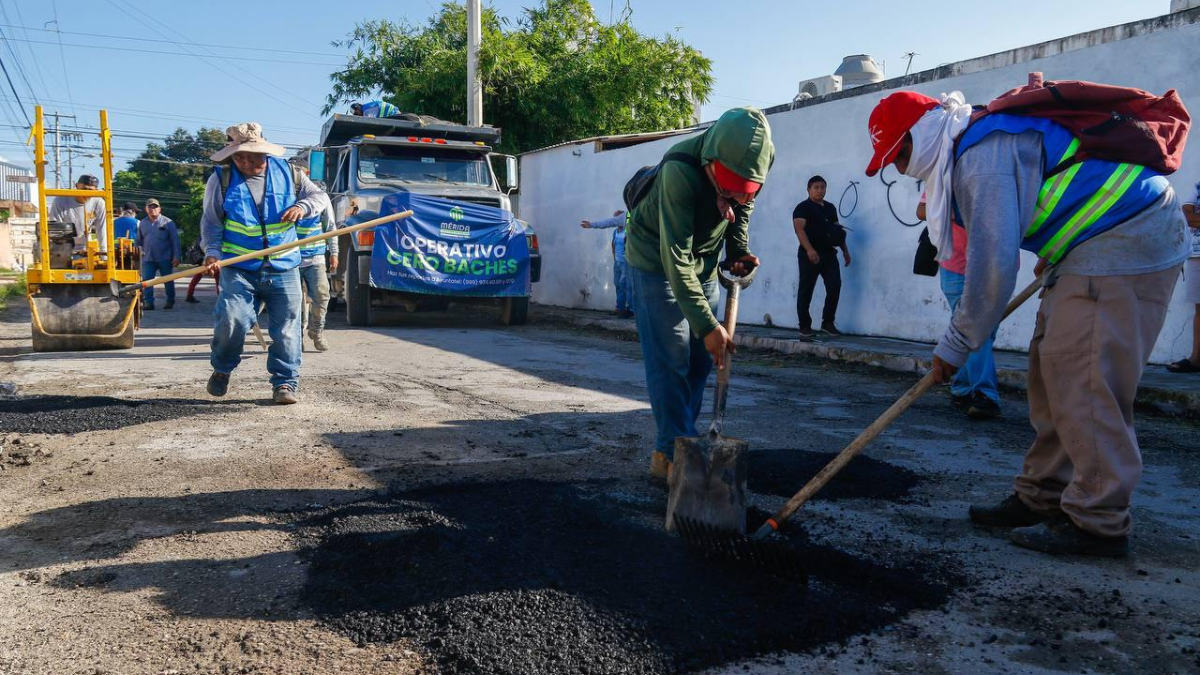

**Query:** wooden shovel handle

left=716, top=283, right=742, bottom=385
left=125, top=210, right=413, bottom=292
left=760, top=277, right=1043, bottom=533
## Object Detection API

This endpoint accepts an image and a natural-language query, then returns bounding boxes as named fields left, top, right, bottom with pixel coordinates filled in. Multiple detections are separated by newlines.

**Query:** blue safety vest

left=297, top=210, right=327, bottom=258
left=362, top=100, right=400, bottom=118
left=218, top=157, right=317, bottom=272
left=955, top=114, right=1169, bottom=264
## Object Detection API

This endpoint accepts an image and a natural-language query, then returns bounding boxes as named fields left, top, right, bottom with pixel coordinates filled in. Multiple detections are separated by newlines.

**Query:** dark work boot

left=1010, top=515, right=1129, bottom=558
left=206, top=372, right=230, bottom=397
left=969, top=493, right=1048, bottom=528
left=967, top=393, right=1001, bottom=420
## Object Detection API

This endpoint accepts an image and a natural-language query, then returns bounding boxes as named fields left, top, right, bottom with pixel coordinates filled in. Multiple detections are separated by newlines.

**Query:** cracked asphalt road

left=1, top=296, right=1197, bottom=675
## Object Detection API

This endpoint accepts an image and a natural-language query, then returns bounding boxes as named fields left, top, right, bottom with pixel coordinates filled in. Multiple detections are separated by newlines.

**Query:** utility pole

left=63, top=132, right=83, bottom=186
left=466, top=0, right=483, bottom=127
left=47, top=111, right=76, bottom=189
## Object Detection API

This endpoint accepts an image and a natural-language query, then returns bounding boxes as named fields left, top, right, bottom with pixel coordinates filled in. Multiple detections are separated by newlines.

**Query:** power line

left=0, top=21, right=38, bottom=105
left=1, top=36, right=346, bottom=67
left=48, top=0, right=76, bottom=118
left=102, top=0, right=320, bottom=112
left=0, top=21, right=347, bottom=59
left=0, top=54, right=30, bottom=124
left=8, top=2, right=53, bottom=106
left=0, top=94, right=317, bottom=137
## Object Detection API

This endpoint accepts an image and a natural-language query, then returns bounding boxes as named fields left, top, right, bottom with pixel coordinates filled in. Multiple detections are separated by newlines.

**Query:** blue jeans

left=211, top=266, right=302, bottom=388
left=629, top=265, right=719, bottom=456
left=940, top=269, right=1000, bottom=403
left=140, top=260, right=175, bottom=306
left=613, top=254, right=631, bottom=312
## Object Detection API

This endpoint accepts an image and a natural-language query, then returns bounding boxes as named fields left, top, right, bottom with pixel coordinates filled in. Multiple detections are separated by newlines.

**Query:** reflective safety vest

left=297, top=208, right=327, bottom=259
left=954, top=114, right=1169, bottom=264
left=218, top=157, right=317, bottom=272
left=362, top=100, right=399, bottom=118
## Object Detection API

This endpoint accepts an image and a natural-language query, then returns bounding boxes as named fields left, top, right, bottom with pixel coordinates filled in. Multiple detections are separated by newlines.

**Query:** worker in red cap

left=624, top=107, right=774, bottom=481
left=866, top=90, right=1188, bottom=557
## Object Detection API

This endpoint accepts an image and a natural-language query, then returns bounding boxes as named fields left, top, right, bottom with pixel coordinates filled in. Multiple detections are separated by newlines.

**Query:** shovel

left=673, top=277, right=1043, bottom=580
left=112, top=210, right=414, bottom=297
left=665, top=261, right=757, bottom=534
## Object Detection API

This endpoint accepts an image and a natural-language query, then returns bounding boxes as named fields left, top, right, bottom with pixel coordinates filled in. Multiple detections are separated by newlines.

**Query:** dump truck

left=306, top=114, right=541, bottom=326
left=25, top=106, right=141, bottom=351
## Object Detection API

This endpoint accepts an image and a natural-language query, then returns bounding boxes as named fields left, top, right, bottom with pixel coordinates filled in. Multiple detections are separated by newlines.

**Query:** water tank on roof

left=834, top=55, right=884, bottom=89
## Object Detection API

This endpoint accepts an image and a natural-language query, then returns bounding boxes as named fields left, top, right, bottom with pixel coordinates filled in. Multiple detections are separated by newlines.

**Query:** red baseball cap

left=711, top=160, right=762, bottom=195
left=864, top=92, right=938, bottom=177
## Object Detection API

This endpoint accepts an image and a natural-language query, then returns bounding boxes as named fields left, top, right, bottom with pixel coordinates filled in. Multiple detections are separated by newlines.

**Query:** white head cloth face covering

left=904, top=91, right=972, bottom=262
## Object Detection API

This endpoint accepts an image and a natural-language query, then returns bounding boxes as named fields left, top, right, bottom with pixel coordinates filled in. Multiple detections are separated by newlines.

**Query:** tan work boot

left=649, top=451, right=672, bottom=482
left=272, top=385, right=299, bottom=405
left=309, top=331, right=329, bottom=352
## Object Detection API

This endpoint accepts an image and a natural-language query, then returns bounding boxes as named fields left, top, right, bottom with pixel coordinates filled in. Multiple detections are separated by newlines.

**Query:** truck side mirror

left=504, top=155, right=519, bottom=193
left=308, top=150, right=326, bottom=183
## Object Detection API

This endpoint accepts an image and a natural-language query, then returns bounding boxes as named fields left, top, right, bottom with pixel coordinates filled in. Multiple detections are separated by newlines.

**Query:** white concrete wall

left=519, top=13, right=1200, bottom=363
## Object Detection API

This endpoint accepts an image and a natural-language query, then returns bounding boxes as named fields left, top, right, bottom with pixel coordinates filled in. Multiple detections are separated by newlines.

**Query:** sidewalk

left=536, top=305, right=1200, bottom=417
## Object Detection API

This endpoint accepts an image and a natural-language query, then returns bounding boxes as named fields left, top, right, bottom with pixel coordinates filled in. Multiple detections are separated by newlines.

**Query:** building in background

left=794, top=55, right=885, bottom=106
left=0, top=160, right=38, bottom=270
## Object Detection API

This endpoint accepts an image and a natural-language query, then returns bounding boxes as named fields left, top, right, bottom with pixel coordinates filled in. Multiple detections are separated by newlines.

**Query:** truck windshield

left=358, top=144, right=492, bottom=187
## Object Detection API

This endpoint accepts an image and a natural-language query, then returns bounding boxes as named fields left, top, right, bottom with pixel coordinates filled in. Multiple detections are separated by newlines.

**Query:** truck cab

left=309, top=114, right=541, bottom=326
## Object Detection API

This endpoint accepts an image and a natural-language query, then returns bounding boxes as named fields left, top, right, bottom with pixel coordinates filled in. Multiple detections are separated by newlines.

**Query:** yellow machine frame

left=25, top=105, right=141, bottom=351
left=26, top=105, right=139, bottom=285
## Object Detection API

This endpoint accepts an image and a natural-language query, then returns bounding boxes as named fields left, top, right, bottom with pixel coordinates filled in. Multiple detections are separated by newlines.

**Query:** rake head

left=672, top=515, right=809, bottom=584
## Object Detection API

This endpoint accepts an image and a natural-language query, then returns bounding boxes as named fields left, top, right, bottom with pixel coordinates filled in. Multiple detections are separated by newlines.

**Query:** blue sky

left=0, top=0, right=1168, bottom=181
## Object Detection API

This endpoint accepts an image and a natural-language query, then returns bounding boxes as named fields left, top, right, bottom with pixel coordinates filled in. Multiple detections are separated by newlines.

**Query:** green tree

left=113, top=127, right=225, bottom=249
left=325, top=0, right=713, bottom=153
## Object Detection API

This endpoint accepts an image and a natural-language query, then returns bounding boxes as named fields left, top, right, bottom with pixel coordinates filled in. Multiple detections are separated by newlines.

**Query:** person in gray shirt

left=47, top=174, right=106, bottom=256
left=135, top=198, right=181, bottom=310
left=199, top=123, right=330, bottom=406
left=866, top=89, right=1187, bottom=558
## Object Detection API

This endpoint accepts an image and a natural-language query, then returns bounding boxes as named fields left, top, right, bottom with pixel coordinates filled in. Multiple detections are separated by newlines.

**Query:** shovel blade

left=665, top=432, right=748, bottom=534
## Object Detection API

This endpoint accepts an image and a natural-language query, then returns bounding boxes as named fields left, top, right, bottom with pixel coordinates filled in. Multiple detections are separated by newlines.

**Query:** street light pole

left=466, top=0, right=483, bottom=127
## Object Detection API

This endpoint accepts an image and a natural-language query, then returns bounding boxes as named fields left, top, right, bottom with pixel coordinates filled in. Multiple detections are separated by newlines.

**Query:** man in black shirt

left=792, top=175, right=851, bottom=338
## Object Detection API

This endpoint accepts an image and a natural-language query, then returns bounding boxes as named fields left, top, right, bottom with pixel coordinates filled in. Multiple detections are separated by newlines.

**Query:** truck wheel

left=346, top=252, right=373, bottom=326
left=501, top=296, right=529, bottom=326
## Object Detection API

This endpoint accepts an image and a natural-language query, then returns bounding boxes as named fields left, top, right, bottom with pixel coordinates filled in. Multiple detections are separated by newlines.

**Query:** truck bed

left=320, top=114, right=502, bottom=147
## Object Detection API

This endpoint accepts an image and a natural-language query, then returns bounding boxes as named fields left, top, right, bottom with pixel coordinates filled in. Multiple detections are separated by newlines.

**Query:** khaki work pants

left=1015, top=266, right=1180, bottom=537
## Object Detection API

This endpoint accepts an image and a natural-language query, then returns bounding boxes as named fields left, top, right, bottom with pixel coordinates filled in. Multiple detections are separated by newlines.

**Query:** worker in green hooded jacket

left=625, top=107, right=775, bottom=480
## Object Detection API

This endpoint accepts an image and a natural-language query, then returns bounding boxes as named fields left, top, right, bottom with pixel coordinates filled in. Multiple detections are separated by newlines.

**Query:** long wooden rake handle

left=116, top=210, right=413, bottom=295
left=753, top=276, right=1043, bottom=539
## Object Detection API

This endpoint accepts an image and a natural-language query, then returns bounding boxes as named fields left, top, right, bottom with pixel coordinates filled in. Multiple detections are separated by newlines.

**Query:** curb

left=542, top=310, right=1200, bottom=418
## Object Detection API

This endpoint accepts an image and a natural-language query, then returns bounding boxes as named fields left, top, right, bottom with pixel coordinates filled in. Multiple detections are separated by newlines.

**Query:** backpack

left=966, top=73, right=1190, bottom=175
left=622, top=152, right=702, bottom=212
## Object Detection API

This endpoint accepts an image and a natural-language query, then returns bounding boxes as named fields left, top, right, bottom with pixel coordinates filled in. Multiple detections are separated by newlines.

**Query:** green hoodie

left=625, top=107, right=775, bottom=338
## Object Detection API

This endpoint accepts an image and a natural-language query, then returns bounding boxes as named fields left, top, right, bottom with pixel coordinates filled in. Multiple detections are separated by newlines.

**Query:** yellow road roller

left=26, top=105, right=141, bottom=351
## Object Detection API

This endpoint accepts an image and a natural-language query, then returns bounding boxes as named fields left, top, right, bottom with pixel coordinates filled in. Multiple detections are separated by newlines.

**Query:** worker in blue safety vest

left=199, top=122, right=330, bottom=405
left=865, top=91, right=1189, bottom=558
left=351, top=100, right=401, bottom=118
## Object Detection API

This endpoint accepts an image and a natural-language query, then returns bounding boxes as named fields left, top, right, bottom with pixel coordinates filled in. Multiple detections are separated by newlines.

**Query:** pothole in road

left=293, top=480, right=961, bottom=675
left=0, top=395, right=251, bottom=434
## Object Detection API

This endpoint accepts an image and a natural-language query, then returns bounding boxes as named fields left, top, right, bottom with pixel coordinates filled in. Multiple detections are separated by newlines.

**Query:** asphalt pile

left=0, top=396, right=241, bottom=434
left=296, top=480, right=960, bottom=675
left=746, top=448, right=921, bottom=502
